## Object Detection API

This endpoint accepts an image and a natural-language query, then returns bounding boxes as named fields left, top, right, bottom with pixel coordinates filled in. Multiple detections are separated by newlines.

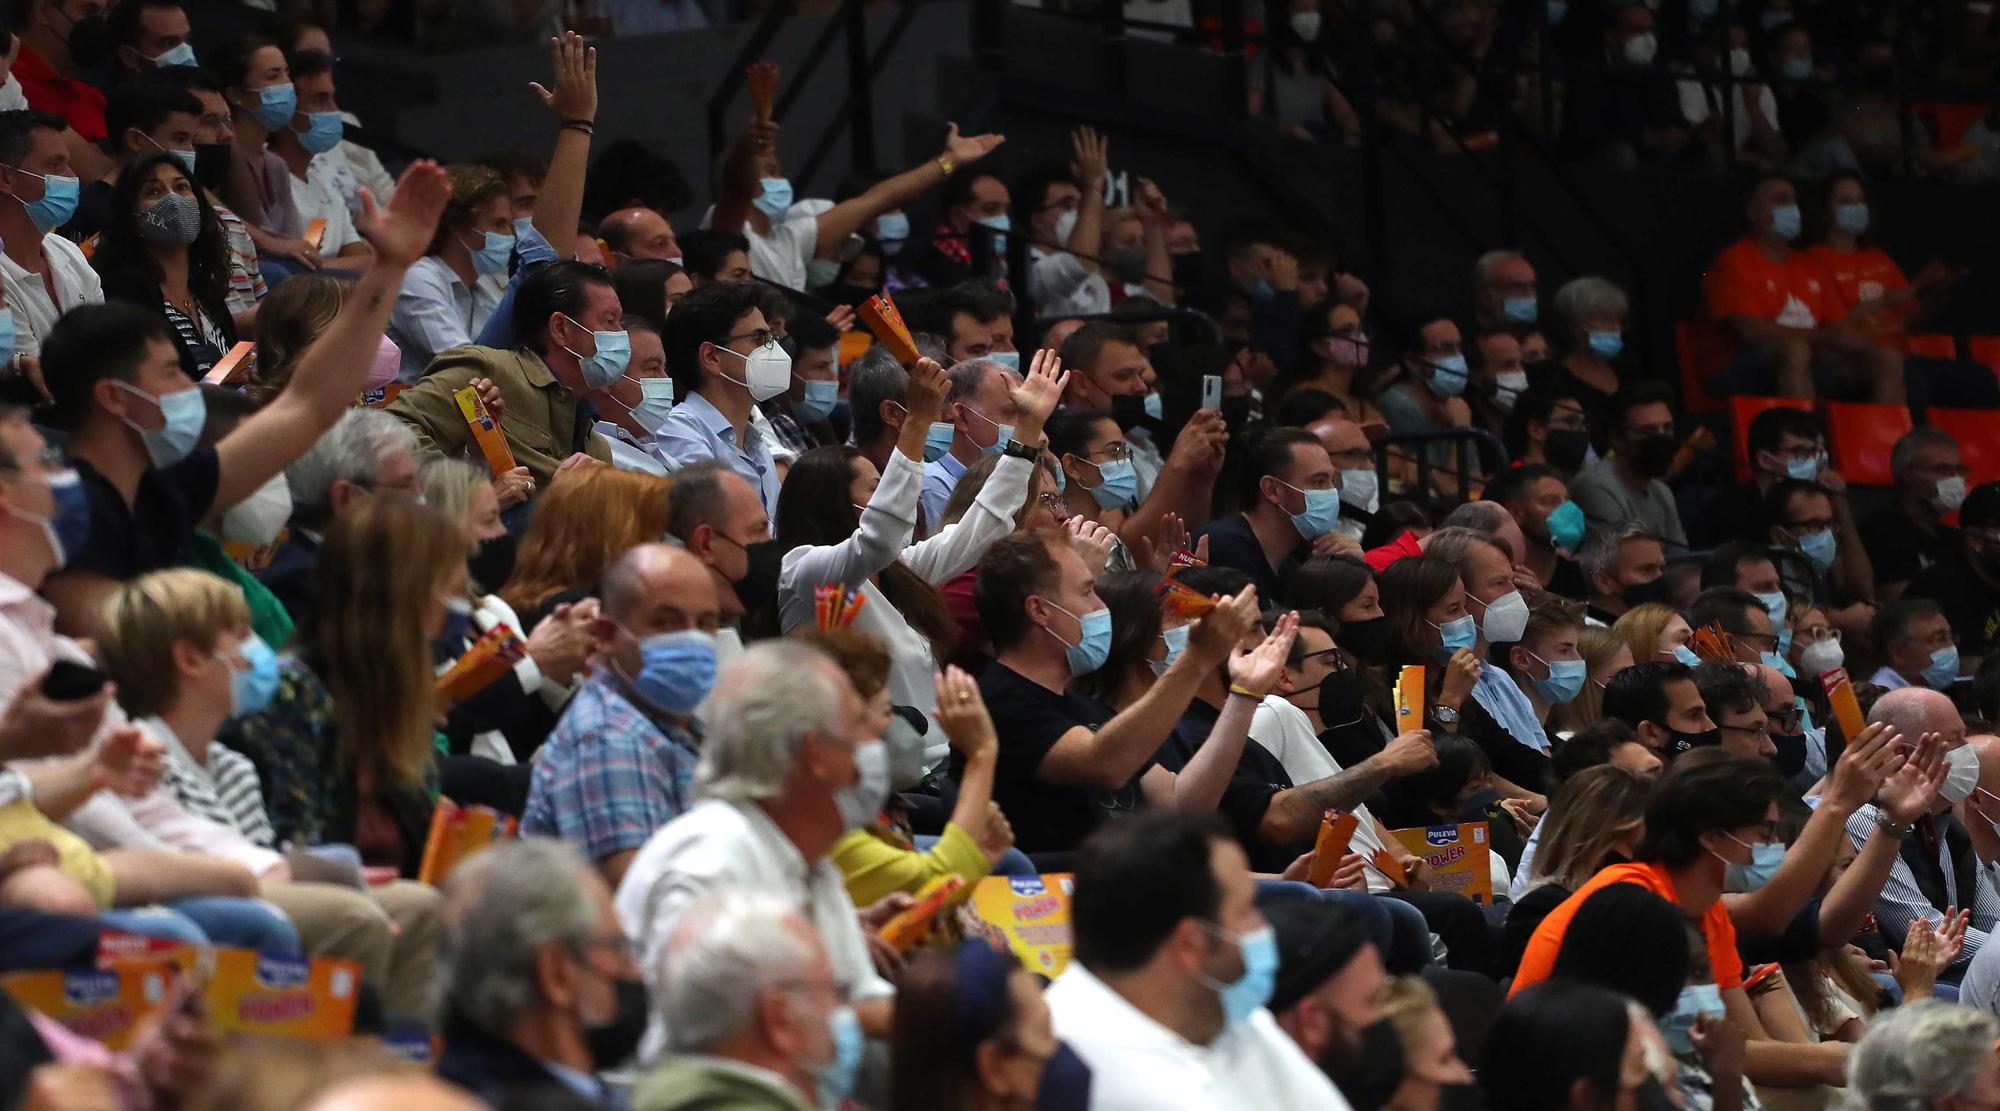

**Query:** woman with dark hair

left=91, top=152, right=239, bottom=378
left=1375, top=555, right=1481, bottom=735
left=1552, top=884, right=1692, bottom=1017
left=889, top=940, right=1090, bottom=1111
left=777, top=355, right=1059, bottom=765
left=1073, top=570, right=1168, bottom=707
left=1482, top=980, right=1663, bottom=1111
left=611, top=257, right=692, bottom=332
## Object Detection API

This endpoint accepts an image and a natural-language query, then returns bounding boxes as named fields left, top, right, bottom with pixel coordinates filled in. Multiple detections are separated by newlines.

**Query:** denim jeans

left=1253, top=880, right=1435, bottom=973
left=101, top=898, right=303, bottom=955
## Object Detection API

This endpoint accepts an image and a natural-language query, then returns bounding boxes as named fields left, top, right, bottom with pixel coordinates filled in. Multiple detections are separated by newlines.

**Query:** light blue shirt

left=1471, top=661, right=1550, bottom=754
left=656, top=391, right=781, bottom=513
left=921, top=450, right=968, bottom=532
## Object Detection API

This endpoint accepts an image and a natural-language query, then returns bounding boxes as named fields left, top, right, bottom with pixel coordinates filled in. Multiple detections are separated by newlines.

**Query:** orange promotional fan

left=1154, top=569, right=1218, bottom=620
left=1394, top=666, right=1425, bottom=731
left=747, top=62, right=780, bottom=122
left=1305, top=811, right=1361, bottom=888
left=1687, top=623, right=1735, bottom=662
left=858, top=295, right=920, bottom=366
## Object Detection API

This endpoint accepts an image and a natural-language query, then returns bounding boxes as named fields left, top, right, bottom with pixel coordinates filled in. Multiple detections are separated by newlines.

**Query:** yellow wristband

left=936, top=153, right=957, bottom=177
left=1228, top=685, right=1264, bottom=701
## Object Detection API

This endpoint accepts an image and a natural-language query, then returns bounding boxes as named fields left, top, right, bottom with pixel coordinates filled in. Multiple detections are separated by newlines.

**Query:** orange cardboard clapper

left=454, top=386, right=517, bottom=477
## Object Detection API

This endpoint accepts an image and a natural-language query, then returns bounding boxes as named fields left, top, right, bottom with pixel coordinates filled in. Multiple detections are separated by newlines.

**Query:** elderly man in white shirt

left=614, top=640, right=895, bottom=1065
left=1046, top=810, right=1349, bottom=1111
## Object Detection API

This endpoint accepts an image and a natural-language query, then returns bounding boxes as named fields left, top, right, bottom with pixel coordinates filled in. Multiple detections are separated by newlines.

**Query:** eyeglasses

left=774, top=977, right=854, bottom=1005
left=1719, top=721, right=1771, bottom=741
left=1764, top=706, right=1802, bottom=733
left=1090, top=442, right=1133, bottom=462
left=1299, top=646, right=1350, bottom=672
left=722, top=329, right=778, bottom=349
left=0, top=445, right=65, bottom=474
left=1735, top=632, right=1779, bottom=652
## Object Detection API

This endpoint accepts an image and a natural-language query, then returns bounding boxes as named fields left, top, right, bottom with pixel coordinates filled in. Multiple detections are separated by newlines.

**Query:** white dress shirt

left=596, top=420, right=674, bottom=476
left=656, top=392, right=782, bottom=514
left=744, top=215, right=818, bottom=292
left=389, top=255, right=501, bottom=381
left=288, top=161, right=359, bottom=255
left=1046, top=964, right=1351, bottom=1111
left=0, top=234, right=102, bottom=356
left=614, top=798, right=893, bottom=1064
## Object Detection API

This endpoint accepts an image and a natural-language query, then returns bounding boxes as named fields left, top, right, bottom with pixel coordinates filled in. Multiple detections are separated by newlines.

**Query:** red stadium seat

left=1968, top=336, right=2000, bottom=387
left=1928, top=408, right=2000, bottom=487
left=1728, top=396, right=1813, bottom=477
left=1912, top=100, right=1988, bottom=151
left=1905, top=333, right=1956, bottom=360
left=1822, top=401, right=1914, bottom=486
left=1676, top=322, right=1734, bottom=415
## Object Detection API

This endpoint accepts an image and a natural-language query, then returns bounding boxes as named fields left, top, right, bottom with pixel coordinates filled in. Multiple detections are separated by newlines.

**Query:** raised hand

left=1879, top=731, right=1946, bottom=826
left=529, top=31, right=597, bottom=123
left=1689, top=1013, right=1747, bottom=1083
left=1131, top=512, right=1190, bottom=574
left=1189, top=584, right=1261, bottom=664
left=1228, top=611, right=1300, bottom=698
left=1011, top=348, right=1070, bottom=436
left=1135, top=177, right=1169, bottom=225
left=825, top=304, right=856, bottom=332
left=1824, top=722, right=1901, bottom=814
left=1376, top=729, right=1438, bottom=776
left=905, top=357, right=950, bottom=425
left=1439, top=648, right=1481, bottom=711
left=934, top=666, right=997, bottom=764
left=357, top=160, right=450, bottom=269
left=1065, top=517, right=1116, bottom=579
left=943, top=122, right=1004, bottom=166
left=1070, top=126, right=1109, bottom=187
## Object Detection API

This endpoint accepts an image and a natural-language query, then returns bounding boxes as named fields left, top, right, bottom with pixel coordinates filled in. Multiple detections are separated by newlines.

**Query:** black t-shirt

left=1193, top=512, right=1300, bottom=604
left=969, top=661, right=1149, bottom=855
left=1738, top=896, right=1828, bottom=968
left=1460, top=695, right=1554, bottom=797
left=1543, top=553, right=1590, bottom=604
left=1153, top=698, right=1300, bottom=874
left=68, top=445, right=220, bottom=581
left=1908, top=551, right=2000, bottom=658
left=1861, top=505, right=1959, bottom=588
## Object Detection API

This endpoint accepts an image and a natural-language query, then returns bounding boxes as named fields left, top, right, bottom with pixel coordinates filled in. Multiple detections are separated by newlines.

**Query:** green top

left=190, top=529, right=295, bottom=649
left=633, top=1057, right=818, bottom=1111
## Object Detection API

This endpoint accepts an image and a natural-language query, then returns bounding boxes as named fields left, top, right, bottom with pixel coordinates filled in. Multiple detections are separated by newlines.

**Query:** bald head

left=1752, top=664, right=1792, bottom=713
left=599, top=206, right=680, bottom=262
left=1971, top=734, right=2000, bottom=796
left=1309, top=417, right=1371, bottom=471
left=303, top=1077, right=485, bottom=1111
left=601, top=543, right=720, bottom=632
left=1871, top=687, right=1967, bottom=749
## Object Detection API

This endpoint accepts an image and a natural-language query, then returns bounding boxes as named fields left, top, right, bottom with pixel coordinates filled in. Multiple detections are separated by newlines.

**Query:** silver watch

left=1432, top=705, right=1460, bottom=726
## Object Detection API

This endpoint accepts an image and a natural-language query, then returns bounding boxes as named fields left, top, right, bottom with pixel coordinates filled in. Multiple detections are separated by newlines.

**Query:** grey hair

left=695, top=641, right=845, bottom=803
left=665, top=460, right=733, bottom=542
left=1842, top=1000, right=1998, bottom=1111
left=286, top=409, right=417, bottom=528
left=1869, top=686, right=1959, bottom=740
left=1473, top=249, right=1526, bottom=290
left=437, top=838, right=601, bottom=1034
left=1440, top=500, right=1510, bottom=536
left=419, top=456, right=491, bottom=530
left=1889, top=426, right=1958, bottom=480
left=1579, top=524, right=1662, bottom=579
left=659, top=887, right=820, bottom=1053
left=1423, top=525, right=1510, bottom=574
left=848, top=346, right=909, bottom=445
left=1554, top=276, right=1630, bottom=325
left=945, top=357, right=1018, bottom=404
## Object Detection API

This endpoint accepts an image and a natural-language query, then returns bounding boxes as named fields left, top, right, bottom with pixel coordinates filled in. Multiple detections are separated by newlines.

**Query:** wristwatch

left=1001, top=439, right=1039, bottom=461
left=1875, top=811, right=1914, bottom=838
left=1431, top=705, right=1460, bottom=727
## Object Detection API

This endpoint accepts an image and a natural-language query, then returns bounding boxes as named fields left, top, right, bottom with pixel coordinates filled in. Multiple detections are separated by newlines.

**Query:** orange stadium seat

left=1676, top=322, right=1734, bottom=415
left=1968, top=336, right=2000, bottom=386
left=1928, top=408, right=2000, bottom=487
left=1728, top=396, right=1813, bottom=476
left=1905, top=333, right=1956, bottom=360
left=1822, top=401, right=1914, bottom=486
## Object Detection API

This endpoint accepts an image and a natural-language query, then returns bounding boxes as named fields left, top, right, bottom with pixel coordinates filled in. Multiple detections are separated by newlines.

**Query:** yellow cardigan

left=831, top=820, right=992, bottom=909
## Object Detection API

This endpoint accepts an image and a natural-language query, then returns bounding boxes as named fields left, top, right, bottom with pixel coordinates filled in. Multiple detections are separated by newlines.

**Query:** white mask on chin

left=220, top=471, right=294, bottom=546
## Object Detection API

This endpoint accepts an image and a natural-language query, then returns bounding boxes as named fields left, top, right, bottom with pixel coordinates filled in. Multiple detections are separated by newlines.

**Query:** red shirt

left=1364, top=530, right=1425, bottom=573
left=1702, top=236, right=1842, bottom=329
left=1804, top=244, right=1913, bottom=344
left=12, top=44, right=105, bottom=142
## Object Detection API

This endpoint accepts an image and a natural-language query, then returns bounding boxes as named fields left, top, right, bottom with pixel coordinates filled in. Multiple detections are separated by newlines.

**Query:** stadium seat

left=1728, top=396, right=1813, bottom=476
left=1906, top=333, right=1956, bottom=360
left=1968, top=336, right=2000, bottom=385
left=1929, top=408, right=2000, bottom=487
left=1676, top=322, right=1734, bottom=415
left=1822, top=401, right=1914, bottom=486
left=1912, top=100, right=1988, bottom=151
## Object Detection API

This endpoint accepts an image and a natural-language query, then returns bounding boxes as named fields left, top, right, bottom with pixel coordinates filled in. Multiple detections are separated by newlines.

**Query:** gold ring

left=958, top=691, right=972, bottom=703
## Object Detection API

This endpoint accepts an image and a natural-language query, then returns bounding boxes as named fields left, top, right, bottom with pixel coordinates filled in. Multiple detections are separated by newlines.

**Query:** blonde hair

left=419, top=456, right=494, bottom=538
left=1528, top=764, right=1649, bottom=892
left=500, top=466, right=673, bottom=614
left=305, top=499, right=466, bottom=790
left=250, top=274, right=347, bottom=404
left=431, top=163, right=510, bottom=255
left=1612, top=603, right=1681, bottom=665
left=1382, top=976, right=1447, bottom=1075
left=1552, top=625, right=1627, bottom=733
left=96, top=568, right=252, bottom=719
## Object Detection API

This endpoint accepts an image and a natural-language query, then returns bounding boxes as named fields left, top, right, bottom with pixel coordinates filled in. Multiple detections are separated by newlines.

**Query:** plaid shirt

left=521, top=671, right=702, bottom=863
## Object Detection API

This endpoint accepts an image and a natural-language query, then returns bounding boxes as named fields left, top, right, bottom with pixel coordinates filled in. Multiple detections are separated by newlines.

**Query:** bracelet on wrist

left=561, top=120, right=595, bottom=136
left=1227, top=684, right=1265, bottom=701
left=1875, top=811, right=1915, bottom=837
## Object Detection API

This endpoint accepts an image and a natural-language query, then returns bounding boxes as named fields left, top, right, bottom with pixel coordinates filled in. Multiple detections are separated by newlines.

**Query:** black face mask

left=63, top=13, right=111, bottom=69
left=1170, top=250, right=1205, bottom=291
left=1665, top=725, right=1723, bottom=757
left=194, top=142, right=233, bottom=192
left=1035, top=1042, right=1094, bottom=1111
left=1622, top=575, right=1674, bottom=608
left=584, top=976, right=650, bottom=1072
left=1628, top=433, right=1678, bottom=479
left=1109, top=392, right=1151, bottom=432
left=1771, top=730, right=1808, bottom=778
left=1337, top=615, right=1392, bottom=665
left=468, top=532, right=518, bottom=596
left=1320, top=1018, right=1405, bottom=1110
left=1219, top=395, right=1254, bottom=428
left=1314, top=668, right=1369, bottom=730
left=1544, top=427, right=1592, bottom=474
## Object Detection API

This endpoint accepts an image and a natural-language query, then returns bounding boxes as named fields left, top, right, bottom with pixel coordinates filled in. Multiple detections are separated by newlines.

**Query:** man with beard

left=1266, top=899, right=1397, bottom=1109
left=1566, top=382, right=1688, bottom=549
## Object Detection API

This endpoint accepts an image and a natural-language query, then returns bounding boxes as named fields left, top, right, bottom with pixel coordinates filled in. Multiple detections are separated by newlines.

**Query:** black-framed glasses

left=722, top=329, right=778, bottom=349
left=1718, top=721, right=1770, bottom=741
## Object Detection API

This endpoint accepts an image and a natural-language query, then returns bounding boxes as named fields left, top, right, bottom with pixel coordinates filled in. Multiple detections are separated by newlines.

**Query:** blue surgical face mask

left=1797, top=528, right=1836, bottom=573
left=0, top=308, right=16, bottom=367
left=228, top=633, right=280, bottom=717
left=814, top=1004, right=865, bottom=1105
left=1151, top=624, right=1190, bottom=677
left=795, top=378, right=838, bottom=422
left=1926, top=644, right=1961, bottom=690
left=112, top=380, right=206, bottom=467
left=1783, top=454, right=1820, bottom=482
left=754, top=177, right=794, bottom=220
left=1762, top=649, right=1798, bottom=680
left=248, top=82, right=296, bottom=131
left=7, top=467, right=89, bottom=569
left=958, top=405, right=1012, bottom=457
left=988, top=351, right=1020, bottom=373
left=1143, top=391, right=1163, bottom=421
left=1674, top=643, right=1702, bottom=667
left=10, top=166, right=80, bottom=234
left=1660, top=983, right=1726, bottom=1054
left=1088, top=457, right=1138, bottom=510
left=1770, top=203, right=1803, bottom=241
left=465, top=230, right=515, bottom=275
left=1043, top=600, right=1113, bottom=676
left=1834, top=203, right=1870, bottom=235
left=1547, top=499, right=1586, bottom=551
left=296, top=110, right=343, bottom=155
left=1587, top=330, right=1623, bottom=359
left=1501, top=295, right=1537, bottom=324
left=1779, top=55, right=1812, bottom=82
left=1433, top=614, right=1478, bottom=654
left=924, top=421, right=955, bottom=463
left=1755, top=590, right=1788, bottom=629
left=1247, top=278, right=1276, bottom=302
left=1278, top=479, right=1341, bottom=539
left=626, top=377, right=675, bottom=434
left=1428, top=354, right=1469, bottom=397
left=626, top=627, right=720, bottom=714
left=1722, top=835, right=1785, bottom=892
left=875, top=211, right=910, bottom=243
left=976, top=212, right=1011, bottom=254
left=1195, top=924, right=1277, bottom=1026
left=558, top=315, right=632, bottom=390
left=150, top=42, right=197, bottom=68
left=1529, top=652, right=1587, bottom=704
